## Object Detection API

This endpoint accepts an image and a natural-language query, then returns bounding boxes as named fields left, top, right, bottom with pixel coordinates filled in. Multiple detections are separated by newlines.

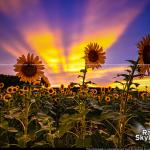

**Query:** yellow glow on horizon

left=110, top=77, right=150, bottom=91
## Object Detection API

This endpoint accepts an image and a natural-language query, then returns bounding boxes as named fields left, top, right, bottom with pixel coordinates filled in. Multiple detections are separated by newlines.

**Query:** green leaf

left=133, top=83, right=140, bottom=87
left=80, top=69, right=86, bottom=73
left=0, top=120, right=8, bottom=129
left=91, top=131, right=108, bottom=148
left=7, top=127, right=18, bottom=133
left=77, top=75, right=83, bottom=78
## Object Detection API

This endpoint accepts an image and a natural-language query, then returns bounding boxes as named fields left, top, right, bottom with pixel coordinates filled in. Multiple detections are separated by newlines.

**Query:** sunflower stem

left=82, top=65, right=87, bottom=88
left=23, top=84, right=31, bottom=147
left=118, top=58, right=139, bottom=148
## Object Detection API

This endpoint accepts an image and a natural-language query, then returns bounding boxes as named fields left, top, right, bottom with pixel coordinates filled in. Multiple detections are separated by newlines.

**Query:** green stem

left=24, top=84, right=31, bottom=147
left=118, top=59, right=139, bottom=148
left=124, top=59, right=139, bottom=110
left=80, top=103, right=86, bottom=147
left=82, top=65, right=87, bottom=87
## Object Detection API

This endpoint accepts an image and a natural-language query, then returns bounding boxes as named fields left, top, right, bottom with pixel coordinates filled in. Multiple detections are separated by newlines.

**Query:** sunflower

left=113, top=93, right=119, bottom=99
left=97, top=95, right=101, bottom=102
left=101, top=87, right=105, bottom=92
left=32, top=88, right=39, bottom=92
left=16, top=85, right=20, bottom=90
left=105, top=96, right=111, bottom=103
left=23, top=86, right=29, bottom=92
left=108, top=86, right=112, bottom=92
left=61, top=90, right=65, bottom=94
left=93, top=89, right=97, bottom=94
left=0, top=82, right=4, bottom=88
left=41, top=74, right=51, bottom=87
left=127, top=95, right=133, bottom=101
left=137, top=34, right=150, bottom=76
left=12, top=87, right=18, bottom=93
left=102, top=91, right=105, bottom=95
left=33, top=80, right=41, bottom=86
left=3, top=94, right=12, bottom=101
left=18, top=90, right=24, bottom=96
left=67, top=85, right=71, bottom=90
left=53, top=91, right=57, bottom=96
left=84, top=43, right=106, bottom=69
left=60, top=84, right=64, bottom=90
left=6, top=86, right=13, bottom=94
left=14, top=53, right=45, bottom=83
left=48, top=88, right=55, bottom=95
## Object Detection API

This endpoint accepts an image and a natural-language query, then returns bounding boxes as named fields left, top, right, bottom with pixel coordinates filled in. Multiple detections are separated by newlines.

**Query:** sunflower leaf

left=77, top=75, right=83, bottom=78
left=80, top=69, right=86, bottom=73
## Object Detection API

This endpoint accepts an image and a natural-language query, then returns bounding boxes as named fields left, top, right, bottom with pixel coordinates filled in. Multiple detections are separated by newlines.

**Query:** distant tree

left=0, top=74, right=25, bottom=89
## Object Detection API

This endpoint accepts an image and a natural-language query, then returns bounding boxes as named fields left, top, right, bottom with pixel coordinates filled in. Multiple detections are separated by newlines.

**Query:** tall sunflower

left=84, top=43, right=106, bottom=69
left=137, top=34, right=150, bottom=76
left=14, top=53, right=45, bottom=83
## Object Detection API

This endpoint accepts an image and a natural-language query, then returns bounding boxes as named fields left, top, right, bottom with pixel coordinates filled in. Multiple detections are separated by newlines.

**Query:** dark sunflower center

left=22, top=63, right=37, bottom=77
left=88, top=50, right=99, bottom=62
left=49, top=89, right=53, bottom=93
left=143, top=45, right=150, bottom=64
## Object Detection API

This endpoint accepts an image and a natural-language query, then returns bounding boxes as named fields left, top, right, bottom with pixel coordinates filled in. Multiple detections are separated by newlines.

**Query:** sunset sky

left=0, top=0, right=150, bottom=89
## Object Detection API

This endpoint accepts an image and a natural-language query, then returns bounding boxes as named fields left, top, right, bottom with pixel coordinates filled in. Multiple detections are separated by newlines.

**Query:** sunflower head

left=32, top=88, right=39, bottom=92
left=33, top=80, right=41, bottom=86
left=48, top=88, right=54, bottom=95
left=16, top=85, right=20, bottom=90
left=0, top=82, right=4, bottom=89
left=6, top=86, right=13, bottom=94
left=3, top=94, right=12, bottom=101
left=97, top=95, right=101, bottom=102
left=12, top=87, right=18, bottom=93
left=60, top=84, right=64, bottom=90
left=23, top=86, right=29, bottom=92
left=114, top=93, right=119, bottom=99
left=137, top=34, right=150, bottom=76
left=41, top=75, right=50, bottom=87
left=105, top=96, right=111, bottom=103
left=84, top=43, right=106, bottom=70
left=14, top=53, right=45, bottom=83
left=18, top=90, right=24, bottom=96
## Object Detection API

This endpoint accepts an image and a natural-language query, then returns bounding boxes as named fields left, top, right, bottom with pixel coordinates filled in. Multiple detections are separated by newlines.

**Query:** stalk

left=23, top=84, right=31, bottom=147
left=118, top=59, right=138, bottom=148
left=82, top=65, right=87, bottom=87
left=80, top=103, right=86, bottom=147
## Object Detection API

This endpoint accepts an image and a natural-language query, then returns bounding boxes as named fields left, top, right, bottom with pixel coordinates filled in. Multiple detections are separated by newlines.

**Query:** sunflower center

left=22, top=63, right=37, bottom=77
left=88, top=50, right=99, bottom=62
left=143, top=45, right=150, bottom=64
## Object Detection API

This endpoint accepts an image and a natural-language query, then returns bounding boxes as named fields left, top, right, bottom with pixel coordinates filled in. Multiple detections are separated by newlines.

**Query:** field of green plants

left=0, top=40, right=150, bottom=148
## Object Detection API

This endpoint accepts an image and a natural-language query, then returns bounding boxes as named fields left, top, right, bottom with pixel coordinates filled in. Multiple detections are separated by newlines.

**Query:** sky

left=0, top=0, right=150, bottom=89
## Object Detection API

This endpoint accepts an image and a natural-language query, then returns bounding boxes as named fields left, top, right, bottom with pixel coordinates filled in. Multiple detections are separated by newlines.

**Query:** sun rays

left=0, top=0, right=149, bottom=88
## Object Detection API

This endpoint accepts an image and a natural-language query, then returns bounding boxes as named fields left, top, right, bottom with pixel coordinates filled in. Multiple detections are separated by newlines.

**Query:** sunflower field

left=0, top=36, right=150, bottom=148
